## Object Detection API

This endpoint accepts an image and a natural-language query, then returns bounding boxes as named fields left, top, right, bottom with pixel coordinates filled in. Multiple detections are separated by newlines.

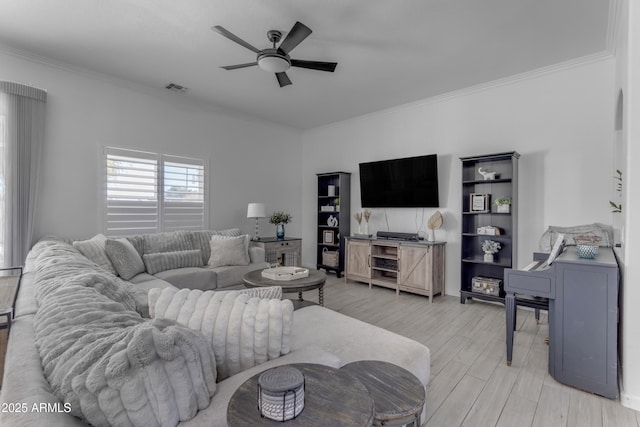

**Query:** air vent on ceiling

left=165, top=83, right=188, bottom=93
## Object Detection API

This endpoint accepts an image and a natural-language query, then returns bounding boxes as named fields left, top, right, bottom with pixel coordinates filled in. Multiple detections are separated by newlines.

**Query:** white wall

left=301, top=59, right=616, bottom=298
left=0, top=49, right=303, bottom=243
left=619, top=0, right=640, bottom=412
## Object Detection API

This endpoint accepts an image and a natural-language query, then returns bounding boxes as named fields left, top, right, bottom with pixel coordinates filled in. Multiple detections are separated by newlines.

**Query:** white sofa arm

left=249, top=246, right=265, bottom=263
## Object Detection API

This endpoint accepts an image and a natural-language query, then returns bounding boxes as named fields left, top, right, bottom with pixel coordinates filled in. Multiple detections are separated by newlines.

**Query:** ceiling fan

left=212, top=21, right=338, bottom=87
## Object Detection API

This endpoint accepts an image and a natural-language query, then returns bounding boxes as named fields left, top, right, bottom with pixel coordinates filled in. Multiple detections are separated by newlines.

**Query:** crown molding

left=311, top=50, right=615, bottom=133
left=0, top=42, right=296, bottom=132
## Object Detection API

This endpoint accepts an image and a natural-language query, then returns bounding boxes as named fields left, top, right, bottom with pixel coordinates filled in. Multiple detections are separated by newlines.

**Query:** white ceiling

left=0, top=0, right=614, bottom=129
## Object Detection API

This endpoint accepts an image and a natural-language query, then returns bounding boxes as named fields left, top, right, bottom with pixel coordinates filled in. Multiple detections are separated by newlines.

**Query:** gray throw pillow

left=207, top=235, right=250, bottom=268
left=72, top=234, right=117, bottom=275
left=143, top=249, right=204, bottom=275
left=142, top=230, right=193, bottom=254
left=105, top=238, right=146, bottom=280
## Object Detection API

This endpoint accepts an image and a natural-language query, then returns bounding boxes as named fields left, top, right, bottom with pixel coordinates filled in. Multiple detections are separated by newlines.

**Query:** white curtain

left=0, top=81, right=47, bottom=267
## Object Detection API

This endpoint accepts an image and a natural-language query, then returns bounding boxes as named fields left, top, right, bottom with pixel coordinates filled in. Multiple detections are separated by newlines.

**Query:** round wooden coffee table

left=243, top=269, right=326, bottom=308
left=340, top=360, right=425, bottom=427
left=227, top=363, right=374, bottom=427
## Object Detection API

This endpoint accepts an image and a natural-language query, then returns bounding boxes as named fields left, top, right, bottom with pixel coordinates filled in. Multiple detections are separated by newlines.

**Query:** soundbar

left=376, top=231, right=421, bottom=241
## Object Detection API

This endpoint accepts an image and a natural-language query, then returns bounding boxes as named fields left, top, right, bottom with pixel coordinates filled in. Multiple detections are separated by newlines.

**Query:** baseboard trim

left=620, top=390, right=640, bottom=412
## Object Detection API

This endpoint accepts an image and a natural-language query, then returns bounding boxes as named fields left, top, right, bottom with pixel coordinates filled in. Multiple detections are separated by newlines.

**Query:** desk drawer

left=504, top=270, right=554, bottom=298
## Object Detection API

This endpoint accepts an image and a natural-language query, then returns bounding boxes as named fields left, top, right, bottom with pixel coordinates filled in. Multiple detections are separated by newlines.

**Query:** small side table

left=340, top=360, right=425, bottom=427
left=0, top=266, right=23, bottom=335
left=251, top=237, right=302, bottom=267
left=227, top=363, right=374, bottom=426
left=243, top=269, right=326, bottom=308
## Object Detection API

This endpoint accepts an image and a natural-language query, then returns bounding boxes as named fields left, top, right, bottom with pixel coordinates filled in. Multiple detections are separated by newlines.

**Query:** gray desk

left=505, top=247, right=619, bottom=399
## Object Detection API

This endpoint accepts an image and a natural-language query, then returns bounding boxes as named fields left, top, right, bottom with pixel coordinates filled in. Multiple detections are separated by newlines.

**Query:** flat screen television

left=359, top=154, right=439, bottom=208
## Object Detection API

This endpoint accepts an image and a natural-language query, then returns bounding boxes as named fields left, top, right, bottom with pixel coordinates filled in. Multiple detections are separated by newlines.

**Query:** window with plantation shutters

left=104, top=147, right=207, bottom=236
left=162, top=155, right=205, bottom=232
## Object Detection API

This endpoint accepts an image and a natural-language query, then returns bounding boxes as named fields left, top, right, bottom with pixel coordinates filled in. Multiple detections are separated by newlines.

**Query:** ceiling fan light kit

left=212, top=21, right=337, bottom=87
left=257, top=50, right=290, bottom=73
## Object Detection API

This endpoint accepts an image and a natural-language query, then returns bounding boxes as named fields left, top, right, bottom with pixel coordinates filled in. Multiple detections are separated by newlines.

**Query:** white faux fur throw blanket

left=31, top=239, right=217, bottom=427
left=149, top=287, right=294, bottom=380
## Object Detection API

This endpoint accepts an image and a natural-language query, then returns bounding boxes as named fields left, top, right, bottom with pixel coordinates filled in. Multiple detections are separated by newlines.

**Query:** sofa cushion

left=291, top=305, right=431, bottom=388
left=149, top=287, right=293, bottom=380
left=14, top=271, right=38, bottom=318
left=207, top=234, right=250, bottom=268
left=210, top=262, right=269, bottom=289
left=124, top=277, right=176, bottom=318
left=30, top=239, right=218, bottom=426
left=72, top=234, right=117, bottom=275
left=105, top=238, right=146, bottom=280
left=214, top=228, right=242, bottom=237
left=154, top=267, right=218, bottom=291
left=143, top=230, right=193, bottom=254
left=143, top=249, right=204, bottom=275
left=148, top=286, right=283, bottom=311
left=190, top=230, right=216, bottom=265
left=188, top=229, right=244, bottom=265
left=0, top=315, right=87, bottom=427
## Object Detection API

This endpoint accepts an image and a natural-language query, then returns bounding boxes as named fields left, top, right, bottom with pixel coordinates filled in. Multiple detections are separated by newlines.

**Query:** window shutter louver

left=104, top=148, right=207, bottom=236
left=162, top=156, right=206, bottom=231
left=105, top=147, right=159, bottom=236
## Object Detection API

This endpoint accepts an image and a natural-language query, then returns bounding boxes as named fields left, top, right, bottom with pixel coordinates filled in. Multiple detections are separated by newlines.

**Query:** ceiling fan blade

left=290, top=59, right=337, bottom=72
left=221, top=62, right=258, bottom=70
left=276, top=72, right=292, bottom=87
left=278, top=21, right=312, bottom=54
left=212, top=25, right=261, bottom=54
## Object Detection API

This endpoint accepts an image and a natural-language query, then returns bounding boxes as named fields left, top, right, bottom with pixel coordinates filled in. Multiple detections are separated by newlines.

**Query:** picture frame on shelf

left=470, top=193, right=490, bottom=212
left=323, top=230, right=335, bottom=244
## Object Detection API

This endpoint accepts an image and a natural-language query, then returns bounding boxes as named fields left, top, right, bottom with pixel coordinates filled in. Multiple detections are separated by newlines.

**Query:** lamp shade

left=247, top=203, right=266, bottom=219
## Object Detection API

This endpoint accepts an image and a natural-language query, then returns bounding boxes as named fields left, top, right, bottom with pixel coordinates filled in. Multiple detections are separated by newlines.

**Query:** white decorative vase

left=484, top=252, right=494, bottom=262
left=363, top=222, right=369, bottom=235
left=427, top=229, right=435, bottom=242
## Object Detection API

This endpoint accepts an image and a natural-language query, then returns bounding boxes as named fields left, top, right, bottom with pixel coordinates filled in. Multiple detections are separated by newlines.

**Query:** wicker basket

left=322, top=247, right=339, bottom=267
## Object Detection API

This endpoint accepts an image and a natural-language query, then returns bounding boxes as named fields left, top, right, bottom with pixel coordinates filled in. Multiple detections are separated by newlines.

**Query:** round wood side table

left=243, top=269, right=326, bottom=307
left=340, top=360, right=426, bottom=427
left=227, top=363, right=374, bottom=427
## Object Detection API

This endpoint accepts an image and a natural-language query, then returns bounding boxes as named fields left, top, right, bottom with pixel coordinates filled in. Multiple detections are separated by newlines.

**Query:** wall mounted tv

left=359, top=154, right=439, bottom=208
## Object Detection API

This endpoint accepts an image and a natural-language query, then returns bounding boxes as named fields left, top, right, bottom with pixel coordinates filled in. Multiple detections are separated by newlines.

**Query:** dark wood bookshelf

left=459, top=152, right=519, bottom=304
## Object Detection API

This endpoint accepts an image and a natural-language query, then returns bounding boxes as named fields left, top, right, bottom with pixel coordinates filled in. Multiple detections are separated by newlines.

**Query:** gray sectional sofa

left=0, top=235, right=431, bottom=427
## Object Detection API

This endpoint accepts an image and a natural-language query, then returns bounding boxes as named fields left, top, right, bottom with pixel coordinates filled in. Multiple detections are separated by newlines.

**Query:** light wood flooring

left=294, top=275, right=640, bottom=427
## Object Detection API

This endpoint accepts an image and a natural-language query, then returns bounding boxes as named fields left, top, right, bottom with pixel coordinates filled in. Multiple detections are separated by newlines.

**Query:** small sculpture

left=478, top=167, right=497, bottom=180
left=427, top=210, right=443, bottom=242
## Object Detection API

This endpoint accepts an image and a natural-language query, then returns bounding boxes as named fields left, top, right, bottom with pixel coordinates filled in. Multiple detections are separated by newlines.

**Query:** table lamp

left=247, top=203, right=266, bottom=241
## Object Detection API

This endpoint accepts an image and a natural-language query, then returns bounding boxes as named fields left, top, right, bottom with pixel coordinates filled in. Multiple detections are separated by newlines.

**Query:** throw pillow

left=72, top=234, right=117, bottom=275
left=207, top=234, right=250, bottom=268
left=142, top=249, right=204, bottom=275
left=148, top=286, right=284, bottom=315
left=148, top=287, right=293, bottom=380
left=142, top=230, right=193, bottom=254
left=105, top=238, right=146, bottom=280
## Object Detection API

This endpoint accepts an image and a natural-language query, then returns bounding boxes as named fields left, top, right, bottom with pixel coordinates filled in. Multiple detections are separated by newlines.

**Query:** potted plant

left=269, top=211, right=292, bottom=240
left=495, top=197, right=512, bottom=213
left=481, top=239, right=501, bottom=262
left=334, top=198, right=340, bottom=212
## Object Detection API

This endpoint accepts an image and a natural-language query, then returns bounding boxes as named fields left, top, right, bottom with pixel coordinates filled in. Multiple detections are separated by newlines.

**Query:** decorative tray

left=262, top=267, right=309, bottom=281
